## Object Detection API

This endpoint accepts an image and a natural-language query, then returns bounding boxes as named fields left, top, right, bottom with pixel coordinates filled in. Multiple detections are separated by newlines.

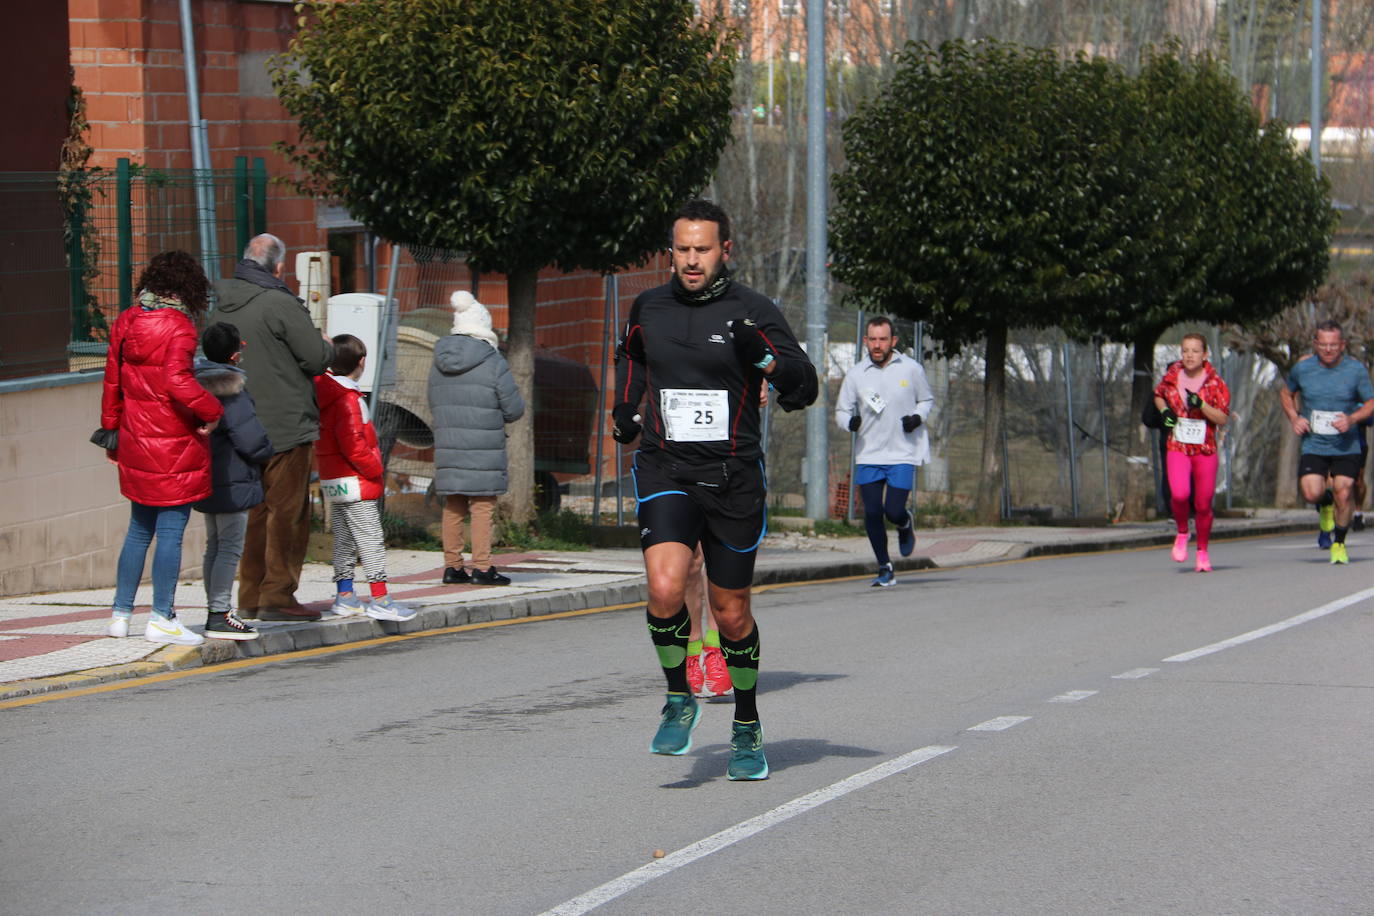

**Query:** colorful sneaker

left=144, top=614, right=204, bottom=647
left=106, top=615, right=130, bottom=638
left=1317, top=528, right=1333, bottom=550
left=871, top=563, right=895, bottom=587
left=331, top=592, right=366, bottom=617
left=701, top=645, right=734, bottom=697
left=1194, top=549, right=1211, bottom=573
left=650, top=693, right=700, bottom=755
left=366, top=595, right=418, bottom=621
left=205, top=611, right=258, bottom=640
left=897, top=517, right=915, bottom=558
left=1171, top=533, right=1188, bottom=563
left=1331, top=542, right=1349, bottom=565
left=727, top=720, right=769, bottom=781
left=686, top=652, right=706, bottom=697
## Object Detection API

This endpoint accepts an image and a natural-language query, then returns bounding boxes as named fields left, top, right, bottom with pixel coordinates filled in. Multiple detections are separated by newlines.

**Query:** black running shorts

left=632, top=449, right=767, bottom=590
left=1298, top=452, right=1362, bottom=481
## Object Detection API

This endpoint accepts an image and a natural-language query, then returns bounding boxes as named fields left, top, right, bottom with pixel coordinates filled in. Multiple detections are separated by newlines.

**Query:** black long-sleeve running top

left=613, top=279, right=818, bottom=463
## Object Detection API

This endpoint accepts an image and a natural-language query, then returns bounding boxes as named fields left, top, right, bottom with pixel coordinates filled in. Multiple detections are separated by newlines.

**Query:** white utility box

left=296, top=251, right=331, bottom=328
left=326, top=292, right=399, bottom=394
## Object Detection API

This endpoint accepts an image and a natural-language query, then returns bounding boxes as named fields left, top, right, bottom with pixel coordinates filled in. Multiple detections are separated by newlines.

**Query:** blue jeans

left=113, top=502, right=193, bottom=619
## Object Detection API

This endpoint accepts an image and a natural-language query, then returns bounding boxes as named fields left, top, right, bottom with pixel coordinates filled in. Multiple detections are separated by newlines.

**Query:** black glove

left=1160, top=406, right=1178, bottom=428
left=1186, top=391, right=1204, bottom=410
left=847, top=415, right=862, bottom=432
left=727, top=318, right=769, bottom=367
left=901, top=414, right=922, bottom=433
left=611, top=402, right=641, bottom=444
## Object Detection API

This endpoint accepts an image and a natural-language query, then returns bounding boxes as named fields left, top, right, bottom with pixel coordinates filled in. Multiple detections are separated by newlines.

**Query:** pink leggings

left=1166, top=450, right=1219, bottom=549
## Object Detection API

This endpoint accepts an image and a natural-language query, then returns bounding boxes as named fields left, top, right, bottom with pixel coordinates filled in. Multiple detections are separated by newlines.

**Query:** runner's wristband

left=754, top=353, right=774, bottom=370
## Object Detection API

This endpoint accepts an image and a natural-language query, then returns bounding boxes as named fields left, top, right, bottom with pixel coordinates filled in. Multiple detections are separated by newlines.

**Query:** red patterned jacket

left=1153, top=359, right=1230, bottom=456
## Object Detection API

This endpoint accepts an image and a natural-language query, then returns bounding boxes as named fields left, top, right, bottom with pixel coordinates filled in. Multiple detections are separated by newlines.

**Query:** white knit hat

left=450, top=290, right=499, bottom=349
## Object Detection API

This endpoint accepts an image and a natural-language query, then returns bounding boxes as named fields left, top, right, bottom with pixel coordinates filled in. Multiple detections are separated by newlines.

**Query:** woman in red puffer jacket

left=98, top=250, right=224, bottom=647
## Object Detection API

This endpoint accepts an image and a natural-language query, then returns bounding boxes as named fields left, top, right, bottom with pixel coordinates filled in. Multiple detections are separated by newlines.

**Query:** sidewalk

left=0, top=510, right=1313, bottom=701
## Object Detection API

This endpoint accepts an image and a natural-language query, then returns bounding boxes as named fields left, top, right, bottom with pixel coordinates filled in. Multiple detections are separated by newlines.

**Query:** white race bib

left=861, top=387, right=887, bottom=414
left=1311, top=410, right=1341, bottom=436
left=1174, top=418, right=1206, bottom=445
left=660, top=389, right=729, bottom=442
left=320, top=476, right=363, bottom=504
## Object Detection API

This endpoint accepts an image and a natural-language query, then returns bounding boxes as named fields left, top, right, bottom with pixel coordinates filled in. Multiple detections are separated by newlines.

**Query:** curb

left=0, top=520, right=1313, bottom=703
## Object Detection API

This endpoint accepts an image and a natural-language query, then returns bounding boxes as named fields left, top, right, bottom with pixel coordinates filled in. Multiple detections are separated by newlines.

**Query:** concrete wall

left=0, top=376, right=206, bottom=599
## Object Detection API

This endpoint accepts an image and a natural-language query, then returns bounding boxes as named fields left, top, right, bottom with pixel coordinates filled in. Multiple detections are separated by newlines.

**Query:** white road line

left=1164, top=585, right=1374, bottom=663
left=967, top=716, right=1030, bottom=731
left=538, top=744, right=958, bottom=916
left=1047, top=690, right=1098, bottom=703
left=1112, top=667, right=1159, bottom=679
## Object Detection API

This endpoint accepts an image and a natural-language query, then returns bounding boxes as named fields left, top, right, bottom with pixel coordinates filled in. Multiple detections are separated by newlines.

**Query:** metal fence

left=0, top=160, right=267, bottom=378
left=365, top=260, right=1295, bottom=533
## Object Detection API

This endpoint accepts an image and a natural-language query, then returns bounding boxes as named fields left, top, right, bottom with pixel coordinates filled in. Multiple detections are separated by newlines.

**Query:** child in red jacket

left=315, top=334, right=416, bottom=622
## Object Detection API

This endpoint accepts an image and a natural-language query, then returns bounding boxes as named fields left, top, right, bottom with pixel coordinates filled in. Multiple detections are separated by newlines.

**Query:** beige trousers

left=442, top=494, right=497, bottom=570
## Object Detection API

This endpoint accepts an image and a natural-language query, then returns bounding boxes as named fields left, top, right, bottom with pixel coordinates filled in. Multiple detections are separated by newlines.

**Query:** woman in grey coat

left=428, top=291, right=525, bottom=585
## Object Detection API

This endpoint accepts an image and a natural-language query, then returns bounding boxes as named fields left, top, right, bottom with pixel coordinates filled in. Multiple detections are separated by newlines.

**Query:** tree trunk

left=974, top=324, right=1007, bottom=525
left=1120, top=328, right=1162, bottom=521
left=504, top=267, right=538, bottom=526
left=1274, top=426, right=1301, bottom=508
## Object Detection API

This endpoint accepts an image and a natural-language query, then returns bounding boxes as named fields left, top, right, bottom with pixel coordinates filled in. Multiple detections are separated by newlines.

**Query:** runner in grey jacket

left=835, top=315, right=934, bottom=586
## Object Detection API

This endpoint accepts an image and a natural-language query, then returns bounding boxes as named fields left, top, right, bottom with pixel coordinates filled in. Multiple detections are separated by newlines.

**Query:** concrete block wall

left=0, top=378, right=206, bottom=599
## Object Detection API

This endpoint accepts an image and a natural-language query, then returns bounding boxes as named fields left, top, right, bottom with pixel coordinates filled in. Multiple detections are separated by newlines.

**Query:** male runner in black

left=611, top=199, right=817, bottom=780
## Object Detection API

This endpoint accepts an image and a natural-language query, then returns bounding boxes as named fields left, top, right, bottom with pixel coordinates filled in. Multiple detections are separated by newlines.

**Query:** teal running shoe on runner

left=650, top=693, right=701, bottom=755
left=727, top=720, right=769, bottom=781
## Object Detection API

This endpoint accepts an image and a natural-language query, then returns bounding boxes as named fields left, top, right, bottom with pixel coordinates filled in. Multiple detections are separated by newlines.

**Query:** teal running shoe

left=650, top=693, right=700, bottom=755
left=727, top=720, right=769, bottom=781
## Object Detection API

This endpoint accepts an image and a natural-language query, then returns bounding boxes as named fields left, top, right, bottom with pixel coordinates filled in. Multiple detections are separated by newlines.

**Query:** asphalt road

left=3, top=532, right=1372, bottom=915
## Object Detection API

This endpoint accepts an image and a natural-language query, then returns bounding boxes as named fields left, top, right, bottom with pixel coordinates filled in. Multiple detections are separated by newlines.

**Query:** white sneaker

left=106, top=615, right=130, bottom=638
left=366, top=596, right=417, bottom=622
left=144, top=614, right=205, bottom=647
left=331, top=592, right=366, bottom=617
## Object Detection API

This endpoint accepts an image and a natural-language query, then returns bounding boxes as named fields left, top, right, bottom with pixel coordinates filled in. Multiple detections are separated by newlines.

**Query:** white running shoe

left=144, top=614, right=205, bottom=647
left=366, top=595, right=417, bottom=622
left=106, top=615, right=130, bottom=638
left=330, top=592, right=366, bottom=617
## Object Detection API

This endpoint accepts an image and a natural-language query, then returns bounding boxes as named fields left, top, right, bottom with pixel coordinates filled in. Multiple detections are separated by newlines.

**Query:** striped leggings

left=330, top=498, right=388, bottom=585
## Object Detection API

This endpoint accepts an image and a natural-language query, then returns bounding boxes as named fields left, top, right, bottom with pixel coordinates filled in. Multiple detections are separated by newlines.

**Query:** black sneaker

left=205, top=611, right=258, bottom=641
left=1354, top=513, right=1366, bottom=532
left=443, top=566, right=471, bottom=584
left=471, top=566, right=511, bottom=586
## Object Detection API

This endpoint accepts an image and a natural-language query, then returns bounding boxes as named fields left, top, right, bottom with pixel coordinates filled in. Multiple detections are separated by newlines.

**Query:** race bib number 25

left=661, top=389, right=729, bottom=442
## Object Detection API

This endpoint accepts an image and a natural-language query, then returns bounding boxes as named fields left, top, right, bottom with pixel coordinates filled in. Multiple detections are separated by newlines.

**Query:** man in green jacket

left=214, top=234, right=334, bottom=621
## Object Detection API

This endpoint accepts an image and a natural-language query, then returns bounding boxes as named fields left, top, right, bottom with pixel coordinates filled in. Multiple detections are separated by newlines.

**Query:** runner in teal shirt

left=1279, top=321, right=1374, bottom=564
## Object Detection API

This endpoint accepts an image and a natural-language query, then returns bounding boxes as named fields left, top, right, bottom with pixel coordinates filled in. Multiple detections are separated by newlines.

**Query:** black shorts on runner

left=1298, top=452, right=1363, bottom=481
left=632, top=449, right=767, bottom=591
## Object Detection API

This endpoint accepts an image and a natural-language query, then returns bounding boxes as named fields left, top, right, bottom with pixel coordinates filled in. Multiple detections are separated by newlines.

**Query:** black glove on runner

left=1186, top=391, right=1203, bottom=410
left=901, top=414, right=922, bottom=433
left=1160, top=406, right=1178, bottom=428
left=611, top=402, right=641, bottom=444
left=848, top=415, right=862, bottom=432
left=727, top=319, right=769, bottom=367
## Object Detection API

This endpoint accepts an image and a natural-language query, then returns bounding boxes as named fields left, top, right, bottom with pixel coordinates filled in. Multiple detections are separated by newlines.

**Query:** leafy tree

left=1085, top=48, right=1334, bottom=518
left=830, top=40, right=1143, bottom=522
left=271, top=0, right=737, bottom=521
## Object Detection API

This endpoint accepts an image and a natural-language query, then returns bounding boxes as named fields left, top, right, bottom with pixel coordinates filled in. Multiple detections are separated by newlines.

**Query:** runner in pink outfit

left=1153, top=333, right=1231, bottom=572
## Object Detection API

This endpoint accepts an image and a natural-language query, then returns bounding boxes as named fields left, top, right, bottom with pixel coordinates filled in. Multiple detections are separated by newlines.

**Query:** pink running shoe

left=686, top=652, right=705, bottom=697
left=1195, top=549, right=1211, bottom=573
left=1171, top=533, right=1189, bottom=563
